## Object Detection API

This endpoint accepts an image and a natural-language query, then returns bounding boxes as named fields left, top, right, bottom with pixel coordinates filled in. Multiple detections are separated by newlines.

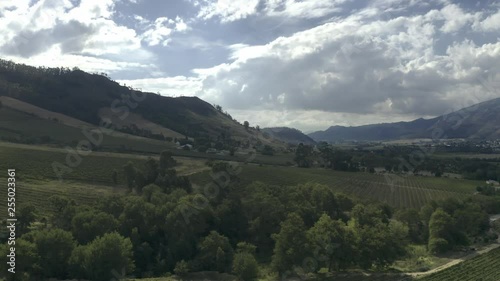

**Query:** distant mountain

left=262, top=127, right=316, bottom=145
left=0, top=59, right=282, bottom=147
left=309, top=97, right=500, bottom=142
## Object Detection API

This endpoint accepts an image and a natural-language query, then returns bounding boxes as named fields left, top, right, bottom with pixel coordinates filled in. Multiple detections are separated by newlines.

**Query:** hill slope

left=262, top=127, right=316, bottom=145
left=0, top=59, right=281, bottom=147
left=309, top=98, right=500, bottom=142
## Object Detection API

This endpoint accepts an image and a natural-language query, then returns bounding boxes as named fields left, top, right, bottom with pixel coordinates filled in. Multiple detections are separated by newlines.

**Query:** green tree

left=394, top=209, right=425, bottom=243
left=294, top=143, right=313, bottom=168
left=428, top=208, right=456, bottom=254
left=69, top=232, right=135, bottom=281
left=174, top=260, right=190, bottom=276
left=17, top=203, right=36, bottom=236
left=232, top=243, right=259, bottom=281
left=48, top=195, right=77, bottom=230
left=308, top=214, right=355, bottom=271
left=0, top=239, right=41, bottom=280
left=271, top=213, right=309, bottom=274
left=159, top=150, right=177, bottom=172
left=243, top=121, right=249, bottom=130
left=71, top=209, right=119, bottom=244
left=25, top=229, right=75, bottom=279
left=196, top=231, right=234, bottom=272
left=242, top=182, right=286, bottom=258
left=123, top=161, right=136, bottom=188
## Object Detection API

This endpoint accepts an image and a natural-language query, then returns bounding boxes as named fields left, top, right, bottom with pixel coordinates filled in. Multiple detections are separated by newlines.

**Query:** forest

left=1, top=150, right=499, bottom=281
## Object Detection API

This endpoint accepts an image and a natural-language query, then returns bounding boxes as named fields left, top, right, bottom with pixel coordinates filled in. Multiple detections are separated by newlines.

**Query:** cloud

left=188, top=4, right=500, bottom=121
left=195, top=0, right=260, bottom=23
left=262, top=0, right=347, bottom=19
left=117, top=76, right=203, bottom=96
left=191, top=0, right=347, bottom=23
left=475, top=10, right=500, bottom=32
left=139, top=16, right=190, bottom=46
left=0, top=0, right=154, bottom=75
left=439, top=3, right=480, bottom=33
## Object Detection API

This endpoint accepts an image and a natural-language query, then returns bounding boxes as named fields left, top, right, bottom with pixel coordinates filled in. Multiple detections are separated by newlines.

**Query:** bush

left=232, top=252, right=259, bottom=281
left=174, top=260, right=190, bottom=276
left=428, top=237, right=449, bottom=254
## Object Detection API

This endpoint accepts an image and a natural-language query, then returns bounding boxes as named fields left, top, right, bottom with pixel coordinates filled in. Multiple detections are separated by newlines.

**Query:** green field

left=191, top=165, right=482, bottom=209
left=418, top=247, right=500, bottom=281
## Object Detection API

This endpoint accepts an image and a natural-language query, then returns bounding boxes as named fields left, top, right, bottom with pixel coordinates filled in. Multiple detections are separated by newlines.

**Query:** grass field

left=417, top=247, right=500, bottom=281
left=190, top=165, right=483, bottom=209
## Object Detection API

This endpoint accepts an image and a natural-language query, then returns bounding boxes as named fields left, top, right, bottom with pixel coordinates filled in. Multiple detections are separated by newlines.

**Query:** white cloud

left=187, top=6, right=500, bottom=120
left=263, top=0, right=347, bottom=19
left=439, top=4, right=479, bottom=33
left=139, top=16, right=190, bottom=46
left=0, top=0, right=154, bottom=75
left=196, top=0, right=260, bottom=23
left=117, top=76, right=203, bottom=96
left=475, top=10, right=500, bottom=32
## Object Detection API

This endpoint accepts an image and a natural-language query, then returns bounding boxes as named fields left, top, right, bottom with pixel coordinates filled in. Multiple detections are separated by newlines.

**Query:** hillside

left=309, top=98, right=500, bottom=142
left=0, top=59, right=281, bottom=148
left=262, top=127, right=316, bottom=145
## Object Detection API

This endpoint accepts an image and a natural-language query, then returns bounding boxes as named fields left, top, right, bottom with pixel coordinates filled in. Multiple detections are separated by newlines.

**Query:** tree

left=17, top=203, right=36, bottom=236
left=196, top=231, right=234, bottom=272
left=262, top=145, right=274, bottom=156
left=394, top=209, right=425, bottom=243
left=123, top=161, right=136, bottom=188
left=271, top=213, right=309, bottom=274
left=112, top=169, right=118, bottom=184
left=428, top=208, right=456, bottom=254
left=242, top=182, right=286, bottom=258
left=350, top=219, right=408, bottom=269
left=307, top=214, right=355, bottom=271
left=0, top=239, right=41, bottom=279
left=294, top=143, right=313, bottom=168
left=71, top=209, right=119, bottom=244
left=69, top=232, right=135, bottom=281
left=48, top=195, right=76, bottom=230
left=243, top=121, right=250, bottom=130
left=159, top=150, right=176, bottom=173
left=26, top=229, right=75, bottom=279
left=233, top=243, right=259, bottom=281
left=174, top=260, right=190, bottom=276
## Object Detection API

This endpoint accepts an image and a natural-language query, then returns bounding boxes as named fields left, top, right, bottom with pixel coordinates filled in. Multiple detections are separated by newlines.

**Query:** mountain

left=0, top=59, right=282, bottom=148
left=262, top=127, right=316, bottom=145
left=309, top=98, right=500, bottom=142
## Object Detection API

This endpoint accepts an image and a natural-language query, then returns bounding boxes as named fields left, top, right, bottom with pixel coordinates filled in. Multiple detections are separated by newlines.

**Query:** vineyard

left=0, top=179, right=127, bottom=220
left=191, top=165, right=482, bottom=209
left=418, top=247, right=500, bottom=281
left=0, top=143, right=209, bottom=184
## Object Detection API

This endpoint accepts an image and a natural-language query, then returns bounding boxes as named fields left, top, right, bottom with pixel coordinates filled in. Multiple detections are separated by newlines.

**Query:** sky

left=0, top=0, right=500, bottom=133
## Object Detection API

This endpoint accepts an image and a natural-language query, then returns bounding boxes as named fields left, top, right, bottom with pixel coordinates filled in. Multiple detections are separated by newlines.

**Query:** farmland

left=417, top=247, right=500, bottom=281
left=0, top=142, right=210, bottom=183
left=191, top=165, right=482, bottom=209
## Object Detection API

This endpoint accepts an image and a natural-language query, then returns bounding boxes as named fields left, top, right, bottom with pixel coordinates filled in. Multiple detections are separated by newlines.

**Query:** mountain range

left=1, top=59, right=498, bottom=146
left=308, top=97, right=500, bottom=142
left=261, top=127, right=316, bottom=145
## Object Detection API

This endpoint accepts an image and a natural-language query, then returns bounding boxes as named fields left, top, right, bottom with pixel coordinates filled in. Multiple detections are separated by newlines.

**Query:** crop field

left=190, top=165, right=482, bottom=209
left=0, top=142, right=209, bottom=184
left=0, top=179, right=128, bottom=220
left=417, top=247, right=500, bottom=281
